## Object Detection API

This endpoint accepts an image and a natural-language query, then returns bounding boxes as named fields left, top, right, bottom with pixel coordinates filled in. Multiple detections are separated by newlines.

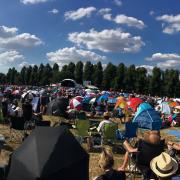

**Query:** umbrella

left=115, top=96, right=127, bottom=109
left=128, top=97, right=143, bottom=112
left=107, top=97, right=117, bottom=104
left=12, top=90, right=20, bottom=95
left=133, top=109, right=162, bottom=130
left=46, top=97, right=69, bottom=117
left=7, top=126, right=89, bottom=180
left=89, top=97, right=96, bottom=104
left=169, top=101, right=179, bottom=107
left=69, top=96, right=83, bottom=111
left=97, top=94, right=109, bottom=104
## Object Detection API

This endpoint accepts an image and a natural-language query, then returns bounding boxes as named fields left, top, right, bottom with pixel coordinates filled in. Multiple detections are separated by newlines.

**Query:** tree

left=92, top=61, right=103, bottom=88
left=67, top=62, right=75, bottom=79
left=83, top=61, right=93, bottom=81
left=149, top=67, right=162, bottom=96
left=124, top=65, right=136, bottom=93
left=114, top=63, right=126, bottom=91
left=38, top=64, right=45, bottom=86
left=75, top=61, right=83, bottom=84
left=102, top=63, right=116, bottom=90
left=135, top=67, right=148, bottom=94
left=52, top=63, right=59, bottom=83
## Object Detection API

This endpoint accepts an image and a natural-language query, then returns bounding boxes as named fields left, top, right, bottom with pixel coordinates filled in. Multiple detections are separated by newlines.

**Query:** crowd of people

left=0, top=85, right=179, bottom=179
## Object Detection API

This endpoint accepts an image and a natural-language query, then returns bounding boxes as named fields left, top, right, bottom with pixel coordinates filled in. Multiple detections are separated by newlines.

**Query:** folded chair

left=75, top=120, right=91, bottom=145
left=101, top=123, right=118, bottom=145
left=9, top=116, right=26, bottom=142
left=128, top=139, right=165, bottom=180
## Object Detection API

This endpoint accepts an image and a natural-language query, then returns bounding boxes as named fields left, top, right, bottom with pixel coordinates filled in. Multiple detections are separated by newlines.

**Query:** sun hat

left=150, top=152, right=178, bottom=178
left=103, top=112, right=110, bottom=118
left=173, top=108, right=180, bottom=114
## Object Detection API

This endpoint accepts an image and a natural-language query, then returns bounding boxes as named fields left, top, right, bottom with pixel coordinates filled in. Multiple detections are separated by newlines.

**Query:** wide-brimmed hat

left=150, top=152, right=178, bottom=178
left=173, top=108, right=180, bottom=114
left=103, top=112, right=110, bottom=118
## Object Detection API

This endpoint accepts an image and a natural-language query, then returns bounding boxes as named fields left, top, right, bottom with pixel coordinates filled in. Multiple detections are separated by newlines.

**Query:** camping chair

left=9, top=116, right=27, bottom=142
left=124, top=122, right=138, bottom=145
left=75, top=120, right=91, bottom=144
left=127, top=139, right=165, bottom=180
left=101, top=123, right=118, bottom=145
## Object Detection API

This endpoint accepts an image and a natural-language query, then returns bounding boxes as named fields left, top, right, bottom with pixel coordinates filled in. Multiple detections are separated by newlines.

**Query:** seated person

left=167, top=141, right=180, bottom=174
left=93, top=146, right=126, bottom=180
left=119, top=131, right=165, bottom=179
left=150, top=152, right=179, bottom=180
left=97, top=112, right=113, bottom=132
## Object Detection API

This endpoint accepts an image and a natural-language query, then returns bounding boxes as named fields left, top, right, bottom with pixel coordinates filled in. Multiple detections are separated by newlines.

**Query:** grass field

left=0, top=115, right=179, bottom=180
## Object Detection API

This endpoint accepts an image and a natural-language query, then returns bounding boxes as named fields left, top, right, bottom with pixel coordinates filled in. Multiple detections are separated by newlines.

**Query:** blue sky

left=0, top=0, right=180, bottom=73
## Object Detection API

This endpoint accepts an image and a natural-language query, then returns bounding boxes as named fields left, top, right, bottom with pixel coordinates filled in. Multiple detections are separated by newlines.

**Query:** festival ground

left=0, top=115, right=178, bottom=180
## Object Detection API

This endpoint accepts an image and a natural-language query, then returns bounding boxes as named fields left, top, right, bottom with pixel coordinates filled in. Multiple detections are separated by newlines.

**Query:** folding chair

left=101, top=123, right=118, bottom=145
left=124, top=122, right=138, bottom=145
left=9, top=116, right=26, bottom=142
left=128, top=139, right=165, bottom=180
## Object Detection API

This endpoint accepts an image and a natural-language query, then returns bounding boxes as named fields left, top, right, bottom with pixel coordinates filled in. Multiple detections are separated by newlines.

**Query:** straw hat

left=150, top=152, right=178, bottom=178
left=173, top=108, right=180, bottom=114
left=103, top=112, right=110, bottom=118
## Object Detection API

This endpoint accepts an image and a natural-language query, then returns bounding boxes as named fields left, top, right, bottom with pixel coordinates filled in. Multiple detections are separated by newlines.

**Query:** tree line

left=0, top=61, right=180, bottom=97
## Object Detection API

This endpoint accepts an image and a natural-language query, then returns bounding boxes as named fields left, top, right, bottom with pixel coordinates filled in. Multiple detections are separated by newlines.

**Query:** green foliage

left=0, top=61, right=180, bottom=97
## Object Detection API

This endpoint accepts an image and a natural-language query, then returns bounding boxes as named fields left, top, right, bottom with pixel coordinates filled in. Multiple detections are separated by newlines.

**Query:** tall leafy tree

left=124, top=65, right=136, bottom=93
left=149, top=67, right=162, bottom=96
left=52, top=63, right=59, bottom=83
left=83, top=61, right=93, bottom=81
left=92, top=61, right=103, bottom=88
left=135, top=67, right=148, bottom=94
left=67, top=62, right=75, bottom=79
left=75, top=61, right=83, bottom=84
left=102, top=63, right=117, bottom=90
left=114, top=63, right=126, bottom=91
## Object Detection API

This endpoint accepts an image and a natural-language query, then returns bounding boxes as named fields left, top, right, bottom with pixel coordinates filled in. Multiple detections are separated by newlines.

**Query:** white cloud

left=47, top=47, right=106, bottom=67
left=156, top=60, right=180, bottom=69
left=20, top=0, right=48, bottom=5
left=19, top=61, right=35, bottom=68
left=48, top=9, right=59, bottom=14
left=156, top=14, right=180, bottom=34
left=0, top=50, right=24, bottom=66
left=0, top=26, right=18, bottom=38
left=146, top=52, right=180, bottom=69
left=98, top=8, right=112, bottom=15
left=114, top=0, right=122, bottom=6
left=0, top=25, right=43, bottom=49
left=114, top=15, right=145, bottom=29
left=99, top=12, right=145, bottom=29
left=68, top=29, right=145, bottom=53
left=146, top=53, right=180, bottom=61
left=64, top=7, right=96, bottom=21
left=149, top=11, right=155, bottom=16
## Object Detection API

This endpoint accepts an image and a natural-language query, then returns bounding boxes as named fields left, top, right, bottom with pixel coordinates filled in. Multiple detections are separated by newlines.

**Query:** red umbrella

left=69, top=96, right=83, bottom=111
left=128, top=97, right=143, bottom=112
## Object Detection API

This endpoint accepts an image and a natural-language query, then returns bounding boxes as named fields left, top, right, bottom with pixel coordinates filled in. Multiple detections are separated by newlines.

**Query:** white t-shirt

left=97, top=120, right=112, bottom=132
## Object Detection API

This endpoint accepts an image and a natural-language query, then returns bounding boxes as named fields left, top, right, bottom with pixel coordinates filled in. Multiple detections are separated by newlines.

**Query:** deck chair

left=124, top=122, right=138, bottom=145
left=75, top=120, right=91, bottom=144
left=128, top=139, right=165, bottom=179
left=9, top=116, right=26, bottom=142
left=101, top=123, right=118, bottom=145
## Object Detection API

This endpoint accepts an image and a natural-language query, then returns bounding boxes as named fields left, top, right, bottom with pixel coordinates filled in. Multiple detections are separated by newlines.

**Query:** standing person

left=93, top=146, right=126, bottom=180
left=40, top=92, right=48, bottom=114
left=22, top=100, right=33, bottom=122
